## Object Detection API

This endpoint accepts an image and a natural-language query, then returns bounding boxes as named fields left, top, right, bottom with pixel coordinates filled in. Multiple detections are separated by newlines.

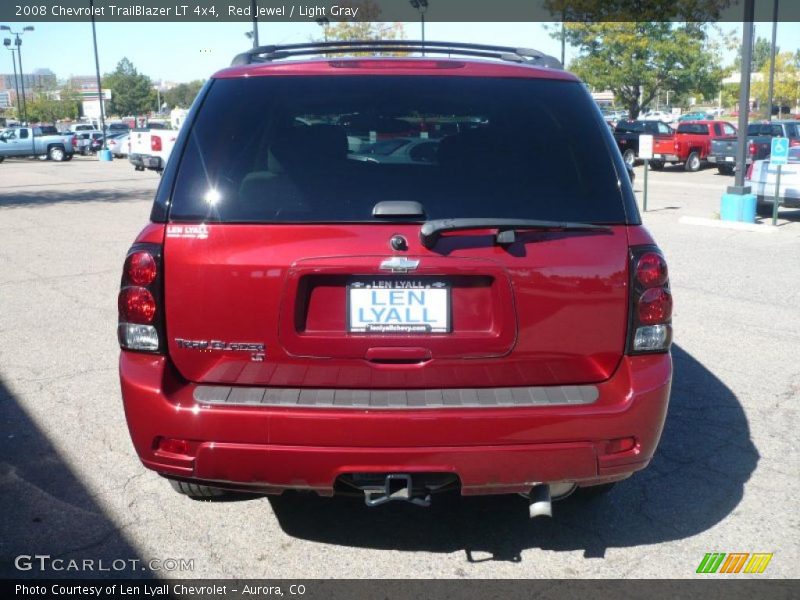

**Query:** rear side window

left=615, top=121, right=643, bottom=133
left=169, top=76, right=626, bottom=224
left=677, top=123, right=709, bottom=134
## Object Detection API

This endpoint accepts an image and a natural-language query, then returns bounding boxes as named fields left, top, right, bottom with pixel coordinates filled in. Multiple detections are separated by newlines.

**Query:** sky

left=3, top=21, right=800, bottom=84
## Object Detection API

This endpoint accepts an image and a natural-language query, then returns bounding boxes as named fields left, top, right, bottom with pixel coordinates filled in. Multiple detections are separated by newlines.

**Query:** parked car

left=708, top=121, right=800, bottom=175
left=0, top=126, right=75, bottom=162
left=678, top=111, right=712, bottom=122
left=118, top=41, right=673, bottom=511
left=651, top=120, right=737, bottom=171
left=107, top=133, right=130, bottom=157
left=613, top=120, right=674, bottom=166
left=129, top=127, right=179, bottom=172
left=73, top=131, right=104, bottom=155
left=349, top=137, right=440, bottom=165
left=639, top=110, right=674, bottom=124
left=746, top=147, right=800, bottom=217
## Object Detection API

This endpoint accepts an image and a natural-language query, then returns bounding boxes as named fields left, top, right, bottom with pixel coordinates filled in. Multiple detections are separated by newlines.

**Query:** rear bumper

left=129, top=153, right=163, bottom=170
left=653, top=153, right=680, bottom=162
left=120, top=352, right=672, bottom=496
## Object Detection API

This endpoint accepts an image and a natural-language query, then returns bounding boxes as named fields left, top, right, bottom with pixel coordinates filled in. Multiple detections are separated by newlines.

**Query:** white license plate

left=725, top=156, right=735, bottom=162
left=348, top=280, right=450, bottom=333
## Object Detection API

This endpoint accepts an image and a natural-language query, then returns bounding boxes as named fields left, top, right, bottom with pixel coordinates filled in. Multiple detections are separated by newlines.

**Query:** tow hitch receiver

left=364, top=473, right=432, bottom=508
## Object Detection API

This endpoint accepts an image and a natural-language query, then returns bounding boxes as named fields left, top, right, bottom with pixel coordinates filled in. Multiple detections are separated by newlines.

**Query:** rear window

left=677, top=123, right=709, bottom=134
left=615, top=121, right=644, bottom=133
left=169, top=75, right=626, bottom=224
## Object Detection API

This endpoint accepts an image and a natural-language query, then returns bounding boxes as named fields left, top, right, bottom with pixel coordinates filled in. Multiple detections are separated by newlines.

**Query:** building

left=0, top=68, right=57, bottom=97
left=0, top=90, right=11, bottom=108
left=66, top=75, right=100, bottom=92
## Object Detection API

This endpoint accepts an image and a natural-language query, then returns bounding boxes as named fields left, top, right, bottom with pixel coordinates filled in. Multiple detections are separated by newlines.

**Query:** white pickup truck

left=128, top=126, right=179, bottom=173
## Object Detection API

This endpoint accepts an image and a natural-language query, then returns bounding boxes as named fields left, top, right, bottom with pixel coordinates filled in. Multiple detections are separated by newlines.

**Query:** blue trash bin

left=98, top=149, right=113, bottom=162
left=720, top=192, right=756, bottom=223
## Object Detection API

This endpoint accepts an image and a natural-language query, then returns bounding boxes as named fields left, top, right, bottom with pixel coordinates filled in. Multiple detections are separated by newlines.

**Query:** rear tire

left=0, top=156, right=4, bottom=163
left=574, top=482, right=617, bottom=499
left=48, top=146, right=66, bottom=162
left=649, top=160, right=665, bottom=170
left=685, top=151, right=701, bottom=172
left=717, top=164, right=734, bottom=175
left=169, top=479, right=230, bottom=500
left=622, top=149, right=636, bottom=167
left=756, top=201, right=773, bottom=218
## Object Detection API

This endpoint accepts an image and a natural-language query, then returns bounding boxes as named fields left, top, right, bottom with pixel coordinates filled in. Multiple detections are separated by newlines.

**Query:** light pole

left=1, top=25, right=33, bottom=123
left=316, top=17, right=329, bottom=43
left=89, top=1, right=107, bottom=150
left=766, top=0, right=779, bottom=120
left=250, top=0, right=259, bottom=48
left=3, top=38, right=21, bottom=119
left=409, top=0, right=428, bottom=55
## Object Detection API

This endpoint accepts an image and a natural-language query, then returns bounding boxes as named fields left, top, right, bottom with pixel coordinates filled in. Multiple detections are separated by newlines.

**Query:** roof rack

left=230, top=40, right=563, bottom=70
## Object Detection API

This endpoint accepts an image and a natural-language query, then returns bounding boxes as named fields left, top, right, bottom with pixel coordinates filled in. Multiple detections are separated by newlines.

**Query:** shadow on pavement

left=0, top=186, right=155, bottom=209
left=269, top=344, right=758, bottom=561
left=0, top=377, right=149, bottom=578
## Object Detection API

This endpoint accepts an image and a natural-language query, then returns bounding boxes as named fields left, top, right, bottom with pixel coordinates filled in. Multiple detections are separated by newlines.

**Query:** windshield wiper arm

left=419, top=218, right=612, bottom=249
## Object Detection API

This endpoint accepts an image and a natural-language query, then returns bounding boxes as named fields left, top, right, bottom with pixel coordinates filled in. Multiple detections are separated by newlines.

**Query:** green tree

left=734, top=37, right=776, bottom=72
left=314, top=0, right=405, bottom=52
left=162, top=80, right=205, bottom=109
left=102, top=58, right=156, bottom=118
left=546, top=1, right=730, bottom=118
left=751, top=51, right=800, bottom=117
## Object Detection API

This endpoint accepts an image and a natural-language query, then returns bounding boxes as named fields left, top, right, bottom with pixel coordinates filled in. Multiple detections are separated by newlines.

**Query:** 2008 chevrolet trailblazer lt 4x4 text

left=118, top=41, right=673, bottom=516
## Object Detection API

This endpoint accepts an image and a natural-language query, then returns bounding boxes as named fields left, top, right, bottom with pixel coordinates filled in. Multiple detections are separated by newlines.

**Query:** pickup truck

left=708, top=121, right=800, bottom=175
left=651, top=120, right=737, bottom=172
left=613, top=120, right=674, bottom=166
left=129, top=127, right=178, bottom=173
left=0, top=126, right=75, bottom=162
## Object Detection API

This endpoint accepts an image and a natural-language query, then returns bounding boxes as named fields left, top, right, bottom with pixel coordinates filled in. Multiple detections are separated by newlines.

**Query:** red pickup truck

left=652, top=120, right=738, bottom=171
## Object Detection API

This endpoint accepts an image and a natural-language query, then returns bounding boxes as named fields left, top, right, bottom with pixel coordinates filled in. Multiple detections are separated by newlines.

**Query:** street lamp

left=3, top=38, right=21, bottom=119
left=250, top=0, right=259, bottom=48
left=0, top=25, right=33, bottom=123
left=409, top=0, right=428, bottom=55
left=88, top=1, right=107, bottom=150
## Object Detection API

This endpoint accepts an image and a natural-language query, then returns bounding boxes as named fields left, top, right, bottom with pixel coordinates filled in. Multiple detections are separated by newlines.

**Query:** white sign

left=639, top=134, right=654, bottom=160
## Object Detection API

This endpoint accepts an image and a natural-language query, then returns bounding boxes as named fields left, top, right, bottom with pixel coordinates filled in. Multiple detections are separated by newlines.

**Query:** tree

left=102, top=58, right=156, bottom=118
left=734, top=37, right=776, bottom=72
left=751, top=51, right=800, bottom=117
left=314, top=0, right=405, bottom=51
left=163, top=80, right=205, bottom=109
left=545, top=1, right=729, bottom=118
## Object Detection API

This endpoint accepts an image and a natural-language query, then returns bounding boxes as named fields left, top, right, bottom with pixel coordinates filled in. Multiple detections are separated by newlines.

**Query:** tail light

left=626, top=247, right=672, bottom=354
left=674, top=140, right=681, bottom=152
left=151, top=135, right=162, bottom=152
left=71, top=135, right=77, bottom=147
left=118, top=244, right=164, bottom=353
left=745, top=162, right=754, bottom=180
left=790, top=139, right=800, bottom=147
left=748, top=141, right=756, bottom=156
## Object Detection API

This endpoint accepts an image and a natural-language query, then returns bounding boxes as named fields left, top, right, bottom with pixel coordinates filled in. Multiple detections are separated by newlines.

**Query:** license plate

left=348, top=280, right=450, bottom=333
left=725, top=156, right=735, bottom=162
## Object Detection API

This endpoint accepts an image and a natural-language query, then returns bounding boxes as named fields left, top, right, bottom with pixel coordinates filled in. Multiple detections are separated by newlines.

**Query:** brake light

left=746, top=162, right=754, bottom=180
left=674, top=140, right=681, bottom=152
left=790, top=139, right=800, bottom=147
left=151, top=135, right=162, bottom=151
left=118, top=244, right=164, bottom=353
left=118, top=287, right=156, bottom=323
left=748, top=141, right=756, bottom=156
left=328, top=59, right=464, bottom=70
left=627, top=246, right=672, bottom=354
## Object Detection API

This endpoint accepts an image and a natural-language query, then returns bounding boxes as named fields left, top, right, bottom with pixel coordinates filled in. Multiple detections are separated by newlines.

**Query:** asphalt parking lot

left=0, top=156, right=798, bottom=579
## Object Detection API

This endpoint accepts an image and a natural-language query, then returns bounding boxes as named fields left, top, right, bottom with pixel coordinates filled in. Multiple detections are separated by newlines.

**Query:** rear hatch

left=162, top=70, right=634, bottom=389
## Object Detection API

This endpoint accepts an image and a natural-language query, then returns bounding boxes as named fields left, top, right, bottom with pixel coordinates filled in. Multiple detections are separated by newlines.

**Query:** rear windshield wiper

left=419, top=218, right=612, bottom=248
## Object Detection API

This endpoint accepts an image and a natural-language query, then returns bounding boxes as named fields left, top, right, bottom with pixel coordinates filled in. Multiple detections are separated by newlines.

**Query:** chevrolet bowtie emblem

left=379, top=257, right=420, bottom=272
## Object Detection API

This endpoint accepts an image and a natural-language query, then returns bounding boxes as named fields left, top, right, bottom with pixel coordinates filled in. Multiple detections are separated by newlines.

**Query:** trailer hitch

left=363, top=473, right=431, bottom=507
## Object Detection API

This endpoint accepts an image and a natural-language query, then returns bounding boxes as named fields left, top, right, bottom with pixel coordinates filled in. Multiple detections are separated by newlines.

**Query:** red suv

left=118, top=41, right=672, bottom=515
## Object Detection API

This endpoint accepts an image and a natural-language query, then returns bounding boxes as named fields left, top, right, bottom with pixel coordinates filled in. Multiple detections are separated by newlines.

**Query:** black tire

left=717, top=165, right=734, bottom=175
left=574, top=482, right=617, bottom=499
left=0, top=156, right=4, bottom=163
left=48, top=145, right=66, bottom=162
left=622, top=149, right=636, bottom=167
left=63, top=154, right=73, bottom=161
left=649, top=160, right=665, bottom=170
left=756, top=201, right=773, bottom=218
left=685, top=151, right=701, bottom=172
left=169, top=479, right=230, bottom=500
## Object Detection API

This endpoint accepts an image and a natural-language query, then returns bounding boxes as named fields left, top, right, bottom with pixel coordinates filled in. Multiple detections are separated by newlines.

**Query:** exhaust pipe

left=526, top=484, right=553, bottom=518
